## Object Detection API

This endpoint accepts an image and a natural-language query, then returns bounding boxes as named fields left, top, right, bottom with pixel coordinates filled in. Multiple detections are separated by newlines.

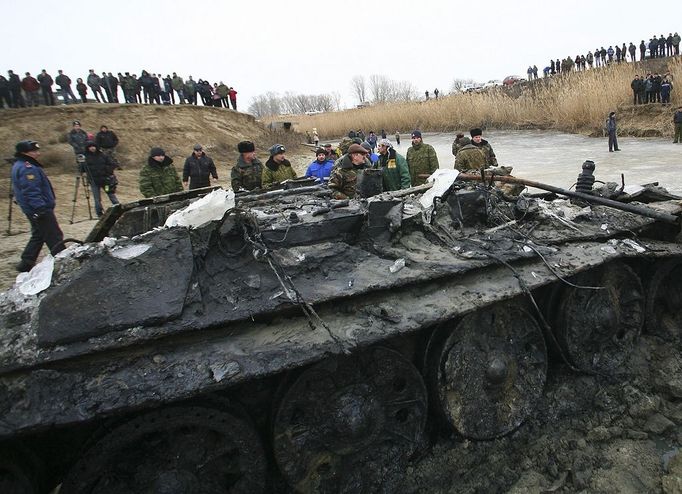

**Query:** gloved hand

left=31, top=209, right=47, bottom=220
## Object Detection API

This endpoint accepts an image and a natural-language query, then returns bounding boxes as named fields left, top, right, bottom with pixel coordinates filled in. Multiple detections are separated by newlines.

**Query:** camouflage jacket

left=328, top=155, right=358, bottom=199
left=406, top=142, right=439, bottom=186
left=139, top=157, right=184, bottom=198
left=262, top=157, right=297, bottom=188
left=231, top=156, right=263, bottom=191
left=472, top=139, right=498, bottom=166
left=454, top=144, right=487, bottom=171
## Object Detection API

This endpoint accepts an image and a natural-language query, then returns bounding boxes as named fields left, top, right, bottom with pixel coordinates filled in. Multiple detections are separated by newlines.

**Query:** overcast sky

left=7, top=0, right=682, bottom=110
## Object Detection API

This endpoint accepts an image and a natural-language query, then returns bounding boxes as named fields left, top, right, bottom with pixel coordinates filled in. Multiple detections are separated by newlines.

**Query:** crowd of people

left=630, top=74, right=674, bottom=105
left=527, top=32, right=681, bottom=78
left=0, top=69, right=238, bottom=109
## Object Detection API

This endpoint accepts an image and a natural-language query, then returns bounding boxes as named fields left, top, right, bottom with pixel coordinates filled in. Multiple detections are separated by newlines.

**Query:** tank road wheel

left=645, top=258, right=682, bottom=340
left=429, top=304, right=548, bottom=440
left=272, top=347, right=428, bottom=493
left=61, top=406, right=267, bottom=494
left=551, top=262, right=644, bottom=374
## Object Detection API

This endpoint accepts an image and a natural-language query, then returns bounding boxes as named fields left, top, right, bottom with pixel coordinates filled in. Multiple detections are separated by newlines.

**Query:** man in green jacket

left=470, top=128, right=498, bottom=166
left=377, top=139, right=410, bottom=191
left=171, top=73, right=185, bottom=103
left=231, top=141, right=263, bottom=191
left=262, top=144, right=297, bottom=187
left=139, top=147, right=184, bottom=198
left=406, top=130, right=439, bottom=186
left=454, top=137, right=487, bottom=171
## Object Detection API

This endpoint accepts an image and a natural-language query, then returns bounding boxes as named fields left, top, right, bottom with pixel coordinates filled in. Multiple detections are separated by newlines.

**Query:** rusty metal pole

left=458, top=173, right=681, bottom=225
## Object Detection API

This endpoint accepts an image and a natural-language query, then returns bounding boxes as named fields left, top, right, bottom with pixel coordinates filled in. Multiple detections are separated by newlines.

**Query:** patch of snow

left=164, top=188, right=235, bottom=228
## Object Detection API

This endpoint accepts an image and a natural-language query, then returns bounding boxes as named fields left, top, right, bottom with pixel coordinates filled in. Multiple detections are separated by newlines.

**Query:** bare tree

left=392, top=80, right=419, bottom=102
left=450, top=78, right=475, bottom=93
left=247, top=94, right=270, bottom=118
left=351, top=75, right=367, bottom=104
left=369, top=74, right=392, bottom=103
left=330, top=91, right=341, bottom=111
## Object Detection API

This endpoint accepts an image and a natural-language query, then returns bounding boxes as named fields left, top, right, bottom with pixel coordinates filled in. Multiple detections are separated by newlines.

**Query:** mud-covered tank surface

left=0, top=170, right=681, bottom=493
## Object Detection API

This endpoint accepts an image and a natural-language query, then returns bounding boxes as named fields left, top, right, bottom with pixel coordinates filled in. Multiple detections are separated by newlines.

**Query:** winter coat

left=661, top=81, right=672, bottom=98
left=406, top=141, right=439, bottom=186
left=76, top=82, right=87, bottom=95
left=95, top=130, right=119, bottom=149
left=674, top=110, right=682, bottom=124
left=328, top=155, right=359, bottom=199
left=83, top=145, right=118, bottom=187
left=55, top=73, right=71, bottom=88
left=21, top=76, right=40, bottom=92
left=217, top=84, right=229, bottom=98
left=139, top=156, right=183, bottom=198
left=182, top=152, right=218, bottom=189
left=11, top=155, right=56, bottom=216
left=87, top=73, right=101, bottom=89
left=472, top=139, right=498, bottom=166
left=454, top=144, right=487, bottom=171
left=262, top=157, right=297, bottom=187
left=37, top=73, right=53, bottom=88
left=377, top=148, right=411, bottom=191
left=68, top=129, right=89, bottom=155
left=231, top=156, right=263, bottom=191
left=606, top=116, right=617, bottom=133
left=304, top=158, right=334, bottom=179
left=171, top=76, right=184, bottom=91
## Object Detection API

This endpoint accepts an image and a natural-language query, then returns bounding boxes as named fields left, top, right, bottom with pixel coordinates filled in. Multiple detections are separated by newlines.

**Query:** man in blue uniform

left=11, top=140, right=65, bottom=272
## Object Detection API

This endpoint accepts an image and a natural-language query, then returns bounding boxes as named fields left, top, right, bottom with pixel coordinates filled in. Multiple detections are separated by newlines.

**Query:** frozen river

left=389, top=130, right=682, bottom=195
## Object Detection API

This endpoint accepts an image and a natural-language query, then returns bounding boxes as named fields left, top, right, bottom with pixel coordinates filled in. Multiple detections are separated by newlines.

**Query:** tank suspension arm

left=457, top=174, right=681, bottom=225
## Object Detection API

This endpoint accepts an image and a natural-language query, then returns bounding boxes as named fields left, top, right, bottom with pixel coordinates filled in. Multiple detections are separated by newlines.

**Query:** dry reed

left=278, top=60, right=681, bottom=138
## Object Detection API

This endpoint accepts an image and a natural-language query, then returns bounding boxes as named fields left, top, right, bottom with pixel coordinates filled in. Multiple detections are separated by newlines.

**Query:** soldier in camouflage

left=262, top=144, right=297, bottom=188
left=451, top=133, right=466, bottom=157
left=406, top=130, right=439, bottom=186
left=328, top=143, right=369, bottom=199
left=469, top=128, right=498, bottom=167
left=231, top=141, right=263, bottom=191
left=454, top=137, right=487, bottom=171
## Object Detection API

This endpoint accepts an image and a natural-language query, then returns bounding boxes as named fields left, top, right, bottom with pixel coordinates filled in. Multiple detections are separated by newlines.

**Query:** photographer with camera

left=67, top=120, right=93, bottom=221
left=83, top=141, right=120, bottom=217
left=11, top=140, right=65, bottom=272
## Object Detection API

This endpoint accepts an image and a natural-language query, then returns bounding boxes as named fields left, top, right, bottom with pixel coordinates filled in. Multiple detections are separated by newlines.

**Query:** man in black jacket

left=95, top=125, right=120, bottom=165
left=55, top=70, right=78, bottom=104
left=7, top=70, right=24, bottom=108
left=182, top=144, right=218, bottom=189
left=631, top=75, right=643, bottom=105
left=37, top=69, right=55, bottom=106
left=82, top=141, right=119, bottom=216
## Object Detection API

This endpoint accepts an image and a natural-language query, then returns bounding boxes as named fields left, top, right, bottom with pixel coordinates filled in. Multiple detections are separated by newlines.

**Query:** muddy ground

left=400, top=335, right=682, bottom=493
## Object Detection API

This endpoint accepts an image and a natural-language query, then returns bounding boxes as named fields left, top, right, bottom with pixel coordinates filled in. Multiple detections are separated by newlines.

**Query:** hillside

left=0, top=104, right=290, bottom=172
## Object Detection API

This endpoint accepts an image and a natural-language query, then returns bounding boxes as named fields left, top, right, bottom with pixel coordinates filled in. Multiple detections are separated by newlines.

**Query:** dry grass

left=278, top=59, right=682, bottom=138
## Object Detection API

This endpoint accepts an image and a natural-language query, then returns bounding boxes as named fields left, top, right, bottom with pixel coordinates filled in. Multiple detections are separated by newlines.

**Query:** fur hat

left=150, top=147, right=165, bottom=157
left=470, top=128, right=483, bottom=137
left=237, top=141, right=255, bottom=153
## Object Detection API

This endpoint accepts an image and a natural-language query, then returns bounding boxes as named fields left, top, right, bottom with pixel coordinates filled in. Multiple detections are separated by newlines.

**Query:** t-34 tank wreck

left=0, top=162, right=681, bottom=493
